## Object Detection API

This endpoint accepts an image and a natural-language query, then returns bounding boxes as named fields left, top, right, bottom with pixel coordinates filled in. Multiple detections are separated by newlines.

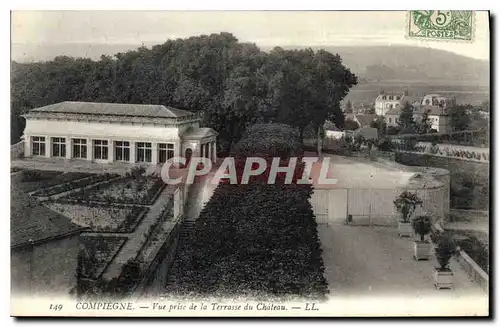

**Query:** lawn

left=45, top=202, right=148, bottom=233
left=79, top=235, right=128, bottom=280
left=67, top=176, right=165, bottom=205
left=17, top=169, right=93, bottom=193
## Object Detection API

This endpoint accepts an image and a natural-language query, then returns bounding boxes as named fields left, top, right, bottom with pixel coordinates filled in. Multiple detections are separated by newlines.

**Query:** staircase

left=178, top=218, right=196, bottom=241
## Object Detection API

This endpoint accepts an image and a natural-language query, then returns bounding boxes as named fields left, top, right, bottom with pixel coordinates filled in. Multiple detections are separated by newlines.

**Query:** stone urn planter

left=414, top=241, right=433, bottom=260
left=394, top=191, right=423, bottom=238
left=435, top=268, right=454, bottom=290
left=398, top=222, right=413, bottom=238
left=434, top=235, right=457, bottom=290
left=412, top=215, right=433, bottom=260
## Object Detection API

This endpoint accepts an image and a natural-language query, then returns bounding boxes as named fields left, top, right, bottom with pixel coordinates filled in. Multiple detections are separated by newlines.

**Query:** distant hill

left=274, top=45, right=489, bottom=86
left=12, top=43, right=489, bottom=86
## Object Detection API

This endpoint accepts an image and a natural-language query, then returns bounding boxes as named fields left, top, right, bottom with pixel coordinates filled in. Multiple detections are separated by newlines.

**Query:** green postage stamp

left=407, top=10, right=475, bottom=41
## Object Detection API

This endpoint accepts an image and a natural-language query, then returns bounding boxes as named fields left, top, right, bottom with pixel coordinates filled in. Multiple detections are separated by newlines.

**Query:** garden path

left=101, top=185, right=177, bottom=281
left=318, top=223, right=488, bottom=315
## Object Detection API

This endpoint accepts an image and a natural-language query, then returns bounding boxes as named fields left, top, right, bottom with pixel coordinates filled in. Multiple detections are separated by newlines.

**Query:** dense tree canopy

left=11, top=33, right=357, bottom=149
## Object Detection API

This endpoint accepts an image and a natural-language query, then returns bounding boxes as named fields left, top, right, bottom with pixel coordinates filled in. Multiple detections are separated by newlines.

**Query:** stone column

left=65, top=137, right=72, bottom=159
left=108, top=139, right=114, bottom=163
left=200, top=143, right=205, bottom=158
left=175, top=140, right=181, bottom=158
left=130, top=141, right=136, bottom=164
left=151, top=142, right=158, bottom=165
left=212, top=141, right=217, bottom=162
left=24, top=135, right=31, bottom=157
left=87, top=138, right=93, bottom=161
left=45, top=137, right=51, bottom=158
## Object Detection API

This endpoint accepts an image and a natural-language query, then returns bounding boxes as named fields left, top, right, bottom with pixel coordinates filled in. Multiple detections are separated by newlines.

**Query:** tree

left=398, top=102, right=416, bottom=133
left=412, top=215, right=432, bottom=242
left=435, top=236, right=457, bottom=271
left=345, top=100, right=353, bottom=113
left=449, top=104, right=472, bottom=132
left=418, top=109, right=433, bottom=134
left=393, top=191, right=423, bottom=223
left=481, top=100, right=490, bottom=112
left=344, top=119, right=360, bottom=131
left=370, top=116, right=387, bottom=136
left=11, top=33, right=358, bottom=153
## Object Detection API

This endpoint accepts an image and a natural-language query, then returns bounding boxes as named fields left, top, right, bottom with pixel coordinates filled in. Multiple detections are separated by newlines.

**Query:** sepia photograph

left=9, top=9, right=490, bottom=317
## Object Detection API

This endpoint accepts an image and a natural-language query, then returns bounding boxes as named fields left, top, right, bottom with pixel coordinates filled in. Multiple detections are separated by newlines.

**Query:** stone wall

left=396, top=152, right=489, bottom=210
left=11, top=140, right=24, bottom=160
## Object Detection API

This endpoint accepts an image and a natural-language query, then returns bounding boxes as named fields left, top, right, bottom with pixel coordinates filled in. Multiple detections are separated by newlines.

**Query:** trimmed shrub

left=169, top=183, right=328, bottom=298
left=168, top=123, right=328, bottom=299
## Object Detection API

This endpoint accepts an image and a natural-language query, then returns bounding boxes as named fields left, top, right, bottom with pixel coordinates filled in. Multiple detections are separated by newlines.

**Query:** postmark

left=407, top=10, right=475, bottom=42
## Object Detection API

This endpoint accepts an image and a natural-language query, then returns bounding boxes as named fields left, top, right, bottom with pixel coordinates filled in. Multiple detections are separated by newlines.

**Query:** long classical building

left=21, top=102, right=218, bottom=165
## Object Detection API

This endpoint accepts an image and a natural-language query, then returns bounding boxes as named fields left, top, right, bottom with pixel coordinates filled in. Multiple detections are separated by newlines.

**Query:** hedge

left=167, top=123, right=328, bottom=299
left=168, top=183, right=328, bottom=298
left=232, top=123, right=302, bottom=158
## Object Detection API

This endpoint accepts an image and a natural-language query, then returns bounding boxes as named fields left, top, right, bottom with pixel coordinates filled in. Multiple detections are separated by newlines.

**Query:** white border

left=1, top=1, right=496, bottom=326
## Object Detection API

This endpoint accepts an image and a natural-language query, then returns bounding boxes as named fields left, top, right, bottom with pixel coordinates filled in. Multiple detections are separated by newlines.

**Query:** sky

left=11, top=11, right=490, bottom=61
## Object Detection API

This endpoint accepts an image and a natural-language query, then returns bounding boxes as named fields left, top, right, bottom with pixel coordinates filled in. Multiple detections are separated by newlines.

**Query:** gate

left=310, top=189, right=348, bottom=225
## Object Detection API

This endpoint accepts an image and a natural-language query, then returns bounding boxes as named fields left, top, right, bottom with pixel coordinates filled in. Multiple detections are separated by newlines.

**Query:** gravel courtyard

left=318, top=223, right=488, bottom=316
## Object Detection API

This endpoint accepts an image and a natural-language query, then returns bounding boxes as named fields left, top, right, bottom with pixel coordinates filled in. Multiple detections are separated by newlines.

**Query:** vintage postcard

left=10, top=10, right=490, bottom=317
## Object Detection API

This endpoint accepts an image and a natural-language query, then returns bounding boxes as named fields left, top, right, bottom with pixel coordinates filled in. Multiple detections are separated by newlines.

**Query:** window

left=136, top=142, right=152, bottom=163
left=93, top=140, right=108, bottom=160
left=115, top=141, right=130, bottom=162
left=158, top=143, right=174, bottom=163
left=388, top=118, right=392, bottom=123
left=389, top=96, right=393, bottom=100
left=396, top=96, right=400, bottom=100
left=382, top=96, right=386, bottom=100
left=388, top=104, right=393, bottom=109
left=425, top=99, right=430, bottom=105
left=51, top=137, right=66, bottom=158
left=32, top=136, right=46, bottom=156
left=72, top=139, right=87, bottom=159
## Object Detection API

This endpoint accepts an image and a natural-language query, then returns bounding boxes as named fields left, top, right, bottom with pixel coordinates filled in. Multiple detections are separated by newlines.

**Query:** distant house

left=21, top=101, right=218, bottom=165
left=11, top=173, right=85, bottom=297
left=421, top=94, right=456, bottom=108
left=420, top=105, right=452, bottom=133
left=324, top=121, right=345, bottom=139
left=384, top=101, right=451, bottom=133
left=374, top=91, right=410, bottom=116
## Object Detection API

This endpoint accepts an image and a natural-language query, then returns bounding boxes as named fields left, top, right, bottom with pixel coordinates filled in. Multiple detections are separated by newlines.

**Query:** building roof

left=376, top=92, right=405, bottom=100
left=324, top=120, right=341, bottom=131
left=307, top=154, right=442, bottom=190
left=29, top=101, right=194, bottom=119
left=354, top=126, right=378, bottom=140
left=355, top=114, right=377, bottom=127
left=181, top=127, right=218, bottom=140
left=345, top=113, right=355, bottom=121
left=11, top=173, right=85, bottom=248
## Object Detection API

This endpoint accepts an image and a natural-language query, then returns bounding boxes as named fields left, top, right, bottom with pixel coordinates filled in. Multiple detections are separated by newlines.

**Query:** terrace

left=12, top=167, right=183, bottom=298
